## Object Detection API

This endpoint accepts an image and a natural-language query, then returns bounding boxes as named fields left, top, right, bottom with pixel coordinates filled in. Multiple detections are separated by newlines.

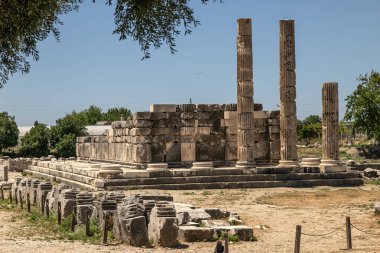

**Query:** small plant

left=365, top=179, right=380, bottom=185
left=228, top=234, right=239, bottom=242
left=126, top=185, right=141, bottom=190
left=202, top=190, right=212, bottom=196
left=209, top=236, right=219, bottom=242
left=182, top=192, right=195, bottom=195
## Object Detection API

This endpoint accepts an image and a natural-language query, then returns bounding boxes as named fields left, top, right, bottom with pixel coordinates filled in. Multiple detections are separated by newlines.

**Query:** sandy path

left=0, top=184, right=379, bottom=253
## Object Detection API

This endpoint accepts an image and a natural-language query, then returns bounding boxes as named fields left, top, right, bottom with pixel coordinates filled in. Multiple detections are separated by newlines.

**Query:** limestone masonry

left=76, top=104, right=280, bottom=168
left=236, top=18, right=256, bottom=169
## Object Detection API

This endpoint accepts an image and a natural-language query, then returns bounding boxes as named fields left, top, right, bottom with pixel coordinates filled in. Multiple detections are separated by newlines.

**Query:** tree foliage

left=0, top=0, right=82, bottom=87
left=50, top=105, right=131, bottom=157
left=0, top=0, right=221, bottom=87
left=297, top=115, right=322, bottom=144
left=20, top=121, right=50, bottom=157
left=55, top=133, right=77, bottom=157
left=344, top=71, right=380, bottom=142
left=102, top=107, right=132, bottom=121
left=0, top=112, right=19, bottom=153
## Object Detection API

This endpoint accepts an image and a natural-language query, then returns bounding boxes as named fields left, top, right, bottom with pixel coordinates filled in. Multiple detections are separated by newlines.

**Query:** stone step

left=24, top=169, right=94, bottom=191
left=28, top=165, right=95, bottom=185
left=104, top=178, right=363, bottom=190
left=103, top=172, right=361, bottom=187
left=25, top=164, right=363, bottom=191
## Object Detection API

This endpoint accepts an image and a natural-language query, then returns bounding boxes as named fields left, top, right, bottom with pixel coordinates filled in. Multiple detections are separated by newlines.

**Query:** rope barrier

left=301, top=224, right=346, bottom=237
left=350, top=223, right=380, bottom=236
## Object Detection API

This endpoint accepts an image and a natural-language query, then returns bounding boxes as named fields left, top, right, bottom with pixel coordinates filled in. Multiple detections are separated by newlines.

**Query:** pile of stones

left=0, top=157, right=32, bottom=173
left=10, top=177, right=254, bottom=248
left=175, top=203, right=254, bottom=242
left=363, top=167, right=380, bottom=179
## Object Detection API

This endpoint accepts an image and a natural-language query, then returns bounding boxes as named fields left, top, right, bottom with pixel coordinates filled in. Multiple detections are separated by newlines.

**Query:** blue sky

left=1, top=0, right=380, bottom=126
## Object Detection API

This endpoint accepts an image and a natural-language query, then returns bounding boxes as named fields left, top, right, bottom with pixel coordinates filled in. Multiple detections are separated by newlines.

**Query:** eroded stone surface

left=148, top=201, right=178, bottom=247
left=279, top=20, right=298, bottom=165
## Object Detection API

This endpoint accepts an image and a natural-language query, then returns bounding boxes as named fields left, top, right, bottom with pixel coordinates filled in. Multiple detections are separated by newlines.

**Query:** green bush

left=55, top=133, right=76, bottom=158
left=20, top=121, right=50, bottom=157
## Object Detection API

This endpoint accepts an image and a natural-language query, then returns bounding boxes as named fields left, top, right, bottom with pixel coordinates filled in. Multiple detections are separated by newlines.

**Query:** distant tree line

left=0, top=106, right=131, bottom=158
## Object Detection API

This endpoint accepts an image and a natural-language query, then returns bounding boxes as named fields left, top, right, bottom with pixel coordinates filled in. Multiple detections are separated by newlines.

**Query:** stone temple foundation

left=76, top=104, right=280, bottom=168
left=21, top=18, right=360, bottom=190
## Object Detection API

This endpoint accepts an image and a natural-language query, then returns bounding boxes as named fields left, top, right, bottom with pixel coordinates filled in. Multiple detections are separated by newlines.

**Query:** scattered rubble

left=4, top=176, right=255, bottom=248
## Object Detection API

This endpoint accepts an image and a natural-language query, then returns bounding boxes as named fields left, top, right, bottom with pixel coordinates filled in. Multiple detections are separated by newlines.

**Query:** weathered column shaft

left=279, top=20, right=298, bottom=162
left=237, top=18, right=255, bottom=167
left=322, top=82, right=339, bottom=161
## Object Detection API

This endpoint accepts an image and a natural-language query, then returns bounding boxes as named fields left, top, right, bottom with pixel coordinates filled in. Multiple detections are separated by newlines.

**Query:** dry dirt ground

left=1, top=183, right=380, bottom=253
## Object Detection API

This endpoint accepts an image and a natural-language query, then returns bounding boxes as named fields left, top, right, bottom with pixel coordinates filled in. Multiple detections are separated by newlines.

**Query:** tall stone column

left=278, top=19, right=298, bottom=167
left=236, top=18, right=255, bottom=169
left=320, top=82, right=345, bottom=172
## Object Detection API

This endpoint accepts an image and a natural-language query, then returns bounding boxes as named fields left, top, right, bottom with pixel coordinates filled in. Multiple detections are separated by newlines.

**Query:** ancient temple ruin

left=76, top=18, right=281, bottom=168
left=13, top=18, right=362, bottom=190
left=76, top=104, right=280, bottom=167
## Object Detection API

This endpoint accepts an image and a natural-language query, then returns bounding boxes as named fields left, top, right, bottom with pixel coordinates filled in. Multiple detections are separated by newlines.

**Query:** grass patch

left=297, top=147, right=322, bottom=158
left=202, top=190, right=213, bottom=196
left=0, top=199, right=107, bottom=244
left=182, top=192, right=195, bottom=196
left=365, top=179, right=380, bottom=186
left=228, top=234, right=239, bottom=242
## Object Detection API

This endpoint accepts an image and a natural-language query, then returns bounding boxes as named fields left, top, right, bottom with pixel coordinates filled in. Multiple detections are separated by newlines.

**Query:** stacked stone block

left=322, top=82, right=340, bottom=162
left=76, top=192, right=94, bottom=224
left=236, top=18, right=255, bottom=169
left=30, top=179, right=41, bottom=204
left=279, top=19, right=298, bottom=167
left=59, top=188, right=79, bottom=217
left=320, top=82, right=345, bottom=172
left=77, top=103, right=281, bottom=167
left=0, top=158, right=32, bottom=172
left=268, top=111, right=281, bottom=162
left=114, top=195, right=150, bottom=246
left=148, top=201, right=178, bottom=247
left=36, top=181, right=53, bottom=209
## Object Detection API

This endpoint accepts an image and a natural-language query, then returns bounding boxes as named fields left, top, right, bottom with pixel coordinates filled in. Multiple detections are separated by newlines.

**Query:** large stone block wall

left=76, top=104, right=280, bottom=166
left=0, top=158, right=32, bottom=173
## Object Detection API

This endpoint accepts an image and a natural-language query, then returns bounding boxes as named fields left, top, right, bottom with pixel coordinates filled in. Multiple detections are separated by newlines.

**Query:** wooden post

left=71, top=206, right=77, bottom=232
left=0, top=186, right=3, bottom=201
left=294, top=225, right=302, bottom=253
left=346, top=217, right=352, bottom=249
left=19, top=191, right=23, bottom=209
left=41, top=195, right=45, bottom=214
left=224, top=231, right=229, bottom=253
left=27, top=193, right=31, bottom=212
left=85, top=209, right=91, bottom=237
left=57, top=201, right=62, bottom=225
left=14, top=189, right=18, bottom=205
left=9, top=189, right=12, bottom=203
left=103, top=212, right=109, bottom=245
left=45, top=199, right=49, bottom=218
left=33, top=189, right=37, bottom=205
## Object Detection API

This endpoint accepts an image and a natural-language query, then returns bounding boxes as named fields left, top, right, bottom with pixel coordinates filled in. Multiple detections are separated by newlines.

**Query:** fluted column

left=320, top=82, right=345, bottom=172
left=236, top=18, right=255, bottom=169
left=278, top=20, right=298, bottom=167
